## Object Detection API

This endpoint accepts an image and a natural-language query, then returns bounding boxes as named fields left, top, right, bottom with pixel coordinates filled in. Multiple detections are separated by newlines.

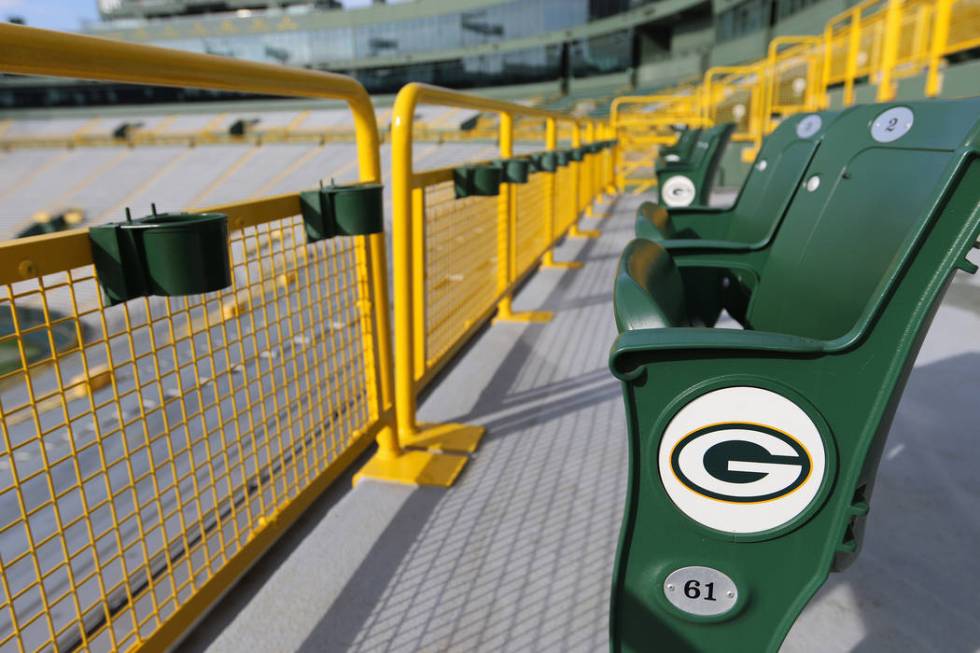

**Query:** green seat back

left=687, top=123, right=733, bottom=170
left=747, top=98, right=980, bottom=340
left=660, top=127, right=701, bottom=162
left=725, top=111, right=840, bottom=243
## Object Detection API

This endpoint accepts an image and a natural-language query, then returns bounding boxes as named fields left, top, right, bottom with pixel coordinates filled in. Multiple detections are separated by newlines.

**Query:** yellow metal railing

left=609, top=92, right=709, bottom=193
left=0, top=24, right=400, bottom=653
left=0, top=24, right=609, bottom=653
left=612, top=0, right=979, bottom=182
left=354, top=83, right=608, bottom=486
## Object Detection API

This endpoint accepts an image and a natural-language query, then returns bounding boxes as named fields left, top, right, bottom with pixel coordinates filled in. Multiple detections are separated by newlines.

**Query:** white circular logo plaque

left=662, top=175, right=696, bottom=207
left=658, top=387, right=828, bottom=535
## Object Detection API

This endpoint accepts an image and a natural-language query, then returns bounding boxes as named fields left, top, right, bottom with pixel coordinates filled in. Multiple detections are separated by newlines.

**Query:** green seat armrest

left=610, top=327, right=826, bottom=378
left=635, top=202, right=731, bottom=242
left=657, top=161, right=694, bottom=173
left=667, top=213, right=732, bottom=241
left=659, top=238, right=754, bottom=252
left=664, top=205, right=726, bottom=215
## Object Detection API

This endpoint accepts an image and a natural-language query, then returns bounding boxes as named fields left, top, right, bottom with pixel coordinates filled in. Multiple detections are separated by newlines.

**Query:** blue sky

left=1, top=0, right=100, bottom=31
left=1, top=0, right=376, bottom=32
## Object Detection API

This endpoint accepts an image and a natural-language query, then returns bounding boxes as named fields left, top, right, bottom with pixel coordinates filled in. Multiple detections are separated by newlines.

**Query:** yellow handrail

left=0, top=23, right=397, bottom=653
left=610, top=0, right=973, bottom=185
left=355, top=83, right=606, bottom=485
left=610, top=93, right=708, bottom=192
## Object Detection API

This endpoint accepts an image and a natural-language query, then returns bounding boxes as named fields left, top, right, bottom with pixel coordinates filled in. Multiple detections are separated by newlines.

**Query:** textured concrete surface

left=177, top=193, right=980, bottom=653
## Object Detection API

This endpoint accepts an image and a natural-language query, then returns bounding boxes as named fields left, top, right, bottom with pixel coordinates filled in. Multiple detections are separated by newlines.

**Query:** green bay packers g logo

left=670, top=424, right=812, bottom=503
left=658, top=387, right=829, bottom=536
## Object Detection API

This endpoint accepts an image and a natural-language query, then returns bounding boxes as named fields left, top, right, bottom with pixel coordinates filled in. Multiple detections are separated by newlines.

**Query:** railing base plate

left=354, top=449, right=470, bottom=488
left=542, top=260, right=584, bottom=270
left=569, top=227, right=601, bottom=239
left=402, top=421, right=485, bottom=453
left=493, top=310, right=553, bottom=324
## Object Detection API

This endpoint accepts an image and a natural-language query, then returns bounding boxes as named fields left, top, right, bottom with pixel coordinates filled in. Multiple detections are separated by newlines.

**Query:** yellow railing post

left=877, top=0, right=904, bottom=101
left=843, top=9, right=863, bottom=106
left=568, top=122, right=600, bottom=239
left=608, top=125, right=617, bottom=194
left=584, top=121, right=597, bottom=214
left=747, top=65, right=765, bottom=159
left=590, top=122, right=604, bottom=209
left=496, top=112, right=515, bottom=317
left=411, top=187, right=426, bottom=376
left=614, top=125, right=625, bottom=193
left=926, top=0, right=953, bottom=96
left=822, top=24, right=834, bottom=107
left=355, top=84, right=476, bottom=487
left=494, top=112, right=553, bottom=322
left=542, top=118, right=584, bottom=270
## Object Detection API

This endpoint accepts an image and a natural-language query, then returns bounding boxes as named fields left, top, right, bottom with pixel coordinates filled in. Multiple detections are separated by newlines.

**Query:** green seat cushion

left=614, top=239, right=690, bottom=332
left=634, top=203, right=677, bottom=242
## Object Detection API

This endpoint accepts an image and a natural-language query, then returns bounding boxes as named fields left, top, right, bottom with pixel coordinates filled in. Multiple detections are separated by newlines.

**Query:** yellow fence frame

left=0, top=23, right=399, bottom=653
left=355, top=83, right=607, bottom=487
left=0, top=24, right=609, bottom=653
left=611, top=0, right=976, bottom=190
left=609, top=93, right=709, bottom=194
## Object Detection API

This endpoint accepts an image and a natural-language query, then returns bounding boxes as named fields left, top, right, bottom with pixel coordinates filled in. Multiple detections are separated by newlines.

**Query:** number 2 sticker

left=871, top=107, right=914, bottom=143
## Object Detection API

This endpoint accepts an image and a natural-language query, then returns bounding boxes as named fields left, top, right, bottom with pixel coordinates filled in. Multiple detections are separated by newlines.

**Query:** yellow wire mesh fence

left=513, top=173, right=551, bottom=277
left=0, top=209, right=384, bottom=653
left=420, top=181, right=500, bottom=374
left=555, top=164, right=578, bottom=235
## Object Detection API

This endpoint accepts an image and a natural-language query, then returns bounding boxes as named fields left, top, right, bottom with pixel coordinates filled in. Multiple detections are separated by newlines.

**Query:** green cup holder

left=530, top=152, right=558, bottom=173
left=300, top=181, right=384, bottom=242
left=570, top=147, right=585, bottom=162
left=556, top=150, right=572, bottom=167
left=89, top=210, right=231, bottom=306
left=495, top=158, right=531, bottom=184
left=454, top=164, right=503, bottom=198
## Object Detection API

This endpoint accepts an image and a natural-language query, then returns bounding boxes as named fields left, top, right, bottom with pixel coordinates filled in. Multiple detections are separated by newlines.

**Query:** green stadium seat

left=636, top=110, right=842, bottom=244
left=656, top=123, right=734, bottom=208
left=658, top=126, right=702, bottom=164
left=609, top=97, right=980, bottom=653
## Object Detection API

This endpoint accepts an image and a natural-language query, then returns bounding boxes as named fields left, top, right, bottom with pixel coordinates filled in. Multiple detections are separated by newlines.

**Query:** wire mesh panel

left=857, top=8, right=887, bottom=78
left=771, top=49, right=818, bottom=115
left=421, top=181, right=499, bottom=371
left=0, top=214, right=379, bottom=652
left=894, top=0, right=935, bottom=75
left=513, top=173, right=550, bottom=278
left=710, top=77, right=758, bottom=142
left=555, top=165, right=577, bottom=234
left=576, top=161, right=590, bottom=220
left=824, top=18, right=854, bottom=86
left=946, top=0, right=980, bottom=54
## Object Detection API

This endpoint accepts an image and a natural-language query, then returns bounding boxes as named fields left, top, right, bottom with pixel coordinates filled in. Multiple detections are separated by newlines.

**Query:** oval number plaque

left=664, top=566, right=739, bottom=617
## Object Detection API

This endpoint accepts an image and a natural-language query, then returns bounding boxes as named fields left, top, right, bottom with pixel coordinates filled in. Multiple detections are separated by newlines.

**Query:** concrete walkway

left=177, top=193, right=980, bottom=653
